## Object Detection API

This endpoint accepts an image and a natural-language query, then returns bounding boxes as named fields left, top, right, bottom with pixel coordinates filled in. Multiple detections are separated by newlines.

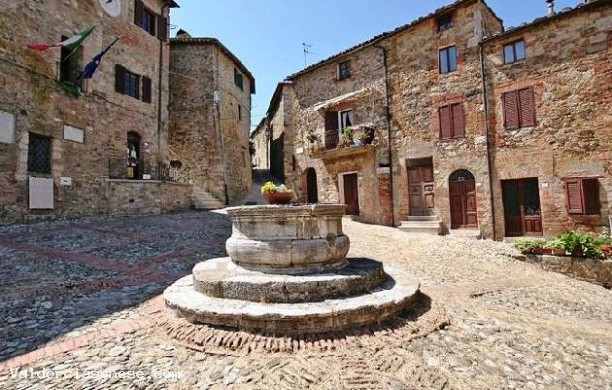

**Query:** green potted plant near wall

left=339, top=126, right=354, bottom=148
left=545, top=238, right=566, bottom=256
left=261, top=181, right=294, bottom=204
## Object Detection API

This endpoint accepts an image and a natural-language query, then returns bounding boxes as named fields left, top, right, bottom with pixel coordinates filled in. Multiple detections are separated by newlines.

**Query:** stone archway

left=449, top=170, right=478, bottom=229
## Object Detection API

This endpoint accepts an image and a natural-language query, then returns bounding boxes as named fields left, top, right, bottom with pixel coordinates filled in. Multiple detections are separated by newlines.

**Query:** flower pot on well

left=264, top=191, right=294, bottom=204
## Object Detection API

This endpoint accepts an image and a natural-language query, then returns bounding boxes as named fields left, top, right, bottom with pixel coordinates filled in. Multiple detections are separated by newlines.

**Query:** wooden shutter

left=157, top=16, right=168, bottom=40
left=134, top=0, right=144, bottom=26
left=451, top=103, right=465, bottom=138
left=142, top=76, right=152, bottom=103
left=134, top=75, right=141, bottom=99
left=439, top=105, right=452, bottom=139
left=503, top=91, right=519, bottom=130
left=565, top=179, right=584, bottom=214
left=582, top=179, right=600, bottom=214
left=325, top=111, right=339, bottom=131
left=115, top=64, right=126, bottom=94
left=518, top=87, right=535, bottom=127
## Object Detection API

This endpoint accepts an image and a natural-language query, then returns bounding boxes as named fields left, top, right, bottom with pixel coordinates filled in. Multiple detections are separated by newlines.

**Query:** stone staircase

left=191, top=187, right=226, bottom=210
left=398, top=216, right=443, bottom=235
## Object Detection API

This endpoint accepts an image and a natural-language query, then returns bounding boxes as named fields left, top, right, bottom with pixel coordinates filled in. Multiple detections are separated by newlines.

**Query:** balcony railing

left=324, top=130, right=339, bottom=149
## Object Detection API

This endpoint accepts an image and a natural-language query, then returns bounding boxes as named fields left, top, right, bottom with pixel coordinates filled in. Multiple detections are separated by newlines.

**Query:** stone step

left=405, top=215, right=440, bottom=222
left=192, top=257, right=386, bottom=303
left=397, top=220, right=442, bottom=235
left=449, top=228, right=482, bottom=239
left=164, top=266, right=419, bottom=335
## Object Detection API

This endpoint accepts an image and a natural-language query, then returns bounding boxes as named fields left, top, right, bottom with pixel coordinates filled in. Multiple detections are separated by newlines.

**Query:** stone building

left=263, top=0, right=611, bottom=239
left=0, top=0, right=189, bottom=223
left=251, top=118, right=269, bottom=170
left=169, top=33, right=255, bottom=205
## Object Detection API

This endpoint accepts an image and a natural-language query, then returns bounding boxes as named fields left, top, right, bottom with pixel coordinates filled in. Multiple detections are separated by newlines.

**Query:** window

left=59, top=36, right=83, bottom=88
left=504, top=39, right=526, bottom=64
left=338, top=60, right=351, bottom=81
left=28, top=133, right=51, bottom=174
left=234, top=68, right=244, bottom=90
left=134, top=0, right=156, bottom=36
left=436, top=14, right=454, bottom=32
left=565, top=178, right=600, bottom=215
left=238, top=105, right=242, bottom=121
left=502, top=87, right=535, bottom=130
left=439, top=46, right=457, bottom=74
left=439, top=103, right=465, bottom=139
left=115, top=64, right=152, bottom=102
left=340, top=110, right=353, bottom=131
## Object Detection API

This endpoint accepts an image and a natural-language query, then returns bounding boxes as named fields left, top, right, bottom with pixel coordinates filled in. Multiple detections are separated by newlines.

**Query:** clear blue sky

left=170, top=0, right=580, bottom=130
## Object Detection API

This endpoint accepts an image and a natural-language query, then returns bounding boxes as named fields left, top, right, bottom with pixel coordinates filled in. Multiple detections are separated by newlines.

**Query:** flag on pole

left=79, top=37, right=120, bottom=80
left=28, top=26, right=96, bottom=52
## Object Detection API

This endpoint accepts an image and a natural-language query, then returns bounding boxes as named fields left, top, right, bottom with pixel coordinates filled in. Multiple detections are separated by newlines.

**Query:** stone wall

left=251, top=119, right=268, bottom=169
left=516, top=255, right=612, bottom=289
left=107, top=180, right=192, bottom=216
left=0, top=0, right=175, bottom=223
left=169, top=39, right=253, bottom=205
left=483, top=2, right=612, bottom=238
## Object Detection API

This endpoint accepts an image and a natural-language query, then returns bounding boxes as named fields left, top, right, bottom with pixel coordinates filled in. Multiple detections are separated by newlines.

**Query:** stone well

left=164, top=204, right=420, bottom=334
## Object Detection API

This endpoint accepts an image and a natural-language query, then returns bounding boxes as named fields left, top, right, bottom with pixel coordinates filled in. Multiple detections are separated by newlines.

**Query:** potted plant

left=340, top=126, right=354, bottom=148
left=261, top=181, right=294, bottom=204
left=545, top=238, right=566, bottom=256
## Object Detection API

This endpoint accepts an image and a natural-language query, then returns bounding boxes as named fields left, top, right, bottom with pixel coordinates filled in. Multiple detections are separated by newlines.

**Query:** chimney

left=546, top=0, right=555, bottom=16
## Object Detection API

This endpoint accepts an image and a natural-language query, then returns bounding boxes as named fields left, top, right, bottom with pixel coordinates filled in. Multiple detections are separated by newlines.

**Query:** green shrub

left=556, top=231, right=603, bottom=259
left=513, top=239, right=544, bottom=254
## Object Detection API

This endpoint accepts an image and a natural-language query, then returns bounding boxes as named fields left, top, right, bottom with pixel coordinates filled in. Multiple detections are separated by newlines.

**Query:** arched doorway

left=305, top=168, right=318, bottom=203
left=449, top=170, right=478, bottom=229
left=127, top=131, right=141, bottom=180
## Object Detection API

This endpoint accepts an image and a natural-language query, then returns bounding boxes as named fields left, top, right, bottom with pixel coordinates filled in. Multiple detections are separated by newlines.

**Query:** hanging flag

left=79, top=37, right=120, bottom=80
left=28, top=26, right=96, bottom=52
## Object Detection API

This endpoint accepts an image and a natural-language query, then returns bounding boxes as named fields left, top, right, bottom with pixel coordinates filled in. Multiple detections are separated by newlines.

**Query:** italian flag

left=28, top=26, right=96, bottom=51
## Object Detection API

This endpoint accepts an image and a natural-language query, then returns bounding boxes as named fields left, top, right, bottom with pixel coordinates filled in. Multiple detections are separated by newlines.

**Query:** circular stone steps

left=164, top=263, right=419, bottom=335
left=192, top=257, right=386, bottom=303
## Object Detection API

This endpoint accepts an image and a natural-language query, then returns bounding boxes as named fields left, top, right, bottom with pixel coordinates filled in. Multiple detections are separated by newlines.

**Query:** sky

left=170, top=0, right=580, bottom=131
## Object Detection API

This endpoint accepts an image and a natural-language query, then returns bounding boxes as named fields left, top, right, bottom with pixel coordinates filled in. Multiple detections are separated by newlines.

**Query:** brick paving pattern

left=0, top=211, right=610, bottom=389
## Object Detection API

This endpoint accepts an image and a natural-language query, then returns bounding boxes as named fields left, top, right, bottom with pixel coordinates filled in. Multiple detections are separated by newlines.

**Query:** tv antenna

left=302, top=42, right=314, bottom=67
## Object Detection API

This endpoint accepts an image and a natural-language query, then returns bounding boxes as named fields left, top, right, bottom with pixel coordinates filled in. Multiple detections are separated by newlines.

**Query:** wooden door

left=502, top=179, right=542, bottom=237
left=306, top=168, right=318, bottom=203
left=450, top=180, right=478, bottom=229
left=408, top=165, right=435, bottom=216
left=343, top=173, right=360, bottom=216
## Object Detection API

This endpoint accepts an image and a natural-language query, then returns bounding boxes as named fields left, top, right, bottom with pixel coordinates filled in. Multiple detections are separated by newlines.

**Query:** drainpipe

left=479, top=43, right=497, bottom=240
left=157, top=5, right=169, bottom=176
left=374, top=44, right=395, bottom=226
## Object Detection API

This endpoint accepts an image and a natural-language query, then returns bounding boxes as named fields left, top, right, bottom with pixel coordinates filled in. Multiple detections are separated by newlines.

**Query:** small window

left=115, top=65, right=151, bottom=102
left=439, top=103, right=465, bottom=140
left=504, top=39, right=526, bottom=64
left=340, top=110, right=353, bottom=130
left=338, top=60, right=351, bottom=81
left=125, top=71, right=140, bottom=99
left=565, top=178, right=600, bottom=215
left=28, top=133, right=52, bottom=174
left=238, top=105, right=242, bottom=121
left=234, top=68, right=244, bottom=90
left=502, top=87, right=535, bottom=130
left=134, top=0, right=157, bottom=36
left=436, top=14, right=454, bottom=32
left=59, top=36, right=83, bottom=88
left=439, top=46, right=457, bottom=74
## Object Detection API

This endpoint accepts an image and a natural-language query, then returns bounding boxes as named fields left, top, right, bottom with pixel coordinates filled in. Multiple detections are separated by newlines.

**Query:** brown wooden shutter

left=582, top=179, right=600, bottom=214
left=451, top=103, right=465, bottom=138
left=325, top=111, right=339, bottom=131
left=157, top=16, right=168, bottom=40
left=518, top=87, right=535, bottom=127
left=115, top=64, right=126, bottom=94
left=134, top=0, right=144, bottom=26
left=142, top=76, right=152, bottom=103
left=439, top=105, right=452, bottom=139
left=503, top=91, right=519, bottom=130
left=565, top=179, right=584, bottom=214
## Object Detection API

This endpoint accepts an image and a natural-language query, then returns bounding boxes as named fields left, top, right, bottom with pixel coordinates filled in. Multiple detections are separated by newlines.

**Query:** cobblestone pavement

left=0, top=212, right=610, bottom=389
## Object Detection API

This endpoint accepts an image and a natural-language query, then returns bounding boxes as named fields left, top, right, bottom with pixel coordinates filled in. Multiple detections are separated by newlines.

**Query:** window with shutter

left=134, top=0, right=144, bottom=25
left=565, top=178, right=600, bottom=215
left=325, top=111, right=339, bottom=131
left=503, top=91, right=519, bottom=130
left=157, top=16, right=168, bottom=40
left=451, top=103, right=465, bottom=137
left=439, top=106, right=452, bottom=139
left=518, top=87, right=535, bottom=127
left=142, top=76, right=152, bottom=103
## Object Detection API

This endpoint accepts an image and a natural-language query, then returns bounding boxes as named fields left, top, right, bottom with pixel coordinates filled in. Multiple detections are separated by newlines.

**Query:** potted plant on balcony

left=339, top=126, right=354, bottom=148
left=261, top=181, right=294, bottom=204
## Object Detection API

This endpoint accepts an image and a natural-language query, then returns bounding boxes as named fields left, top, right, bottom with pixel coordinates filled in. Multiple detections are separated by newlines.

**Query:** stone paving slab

left=0, top=211, right=610, bottom=389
